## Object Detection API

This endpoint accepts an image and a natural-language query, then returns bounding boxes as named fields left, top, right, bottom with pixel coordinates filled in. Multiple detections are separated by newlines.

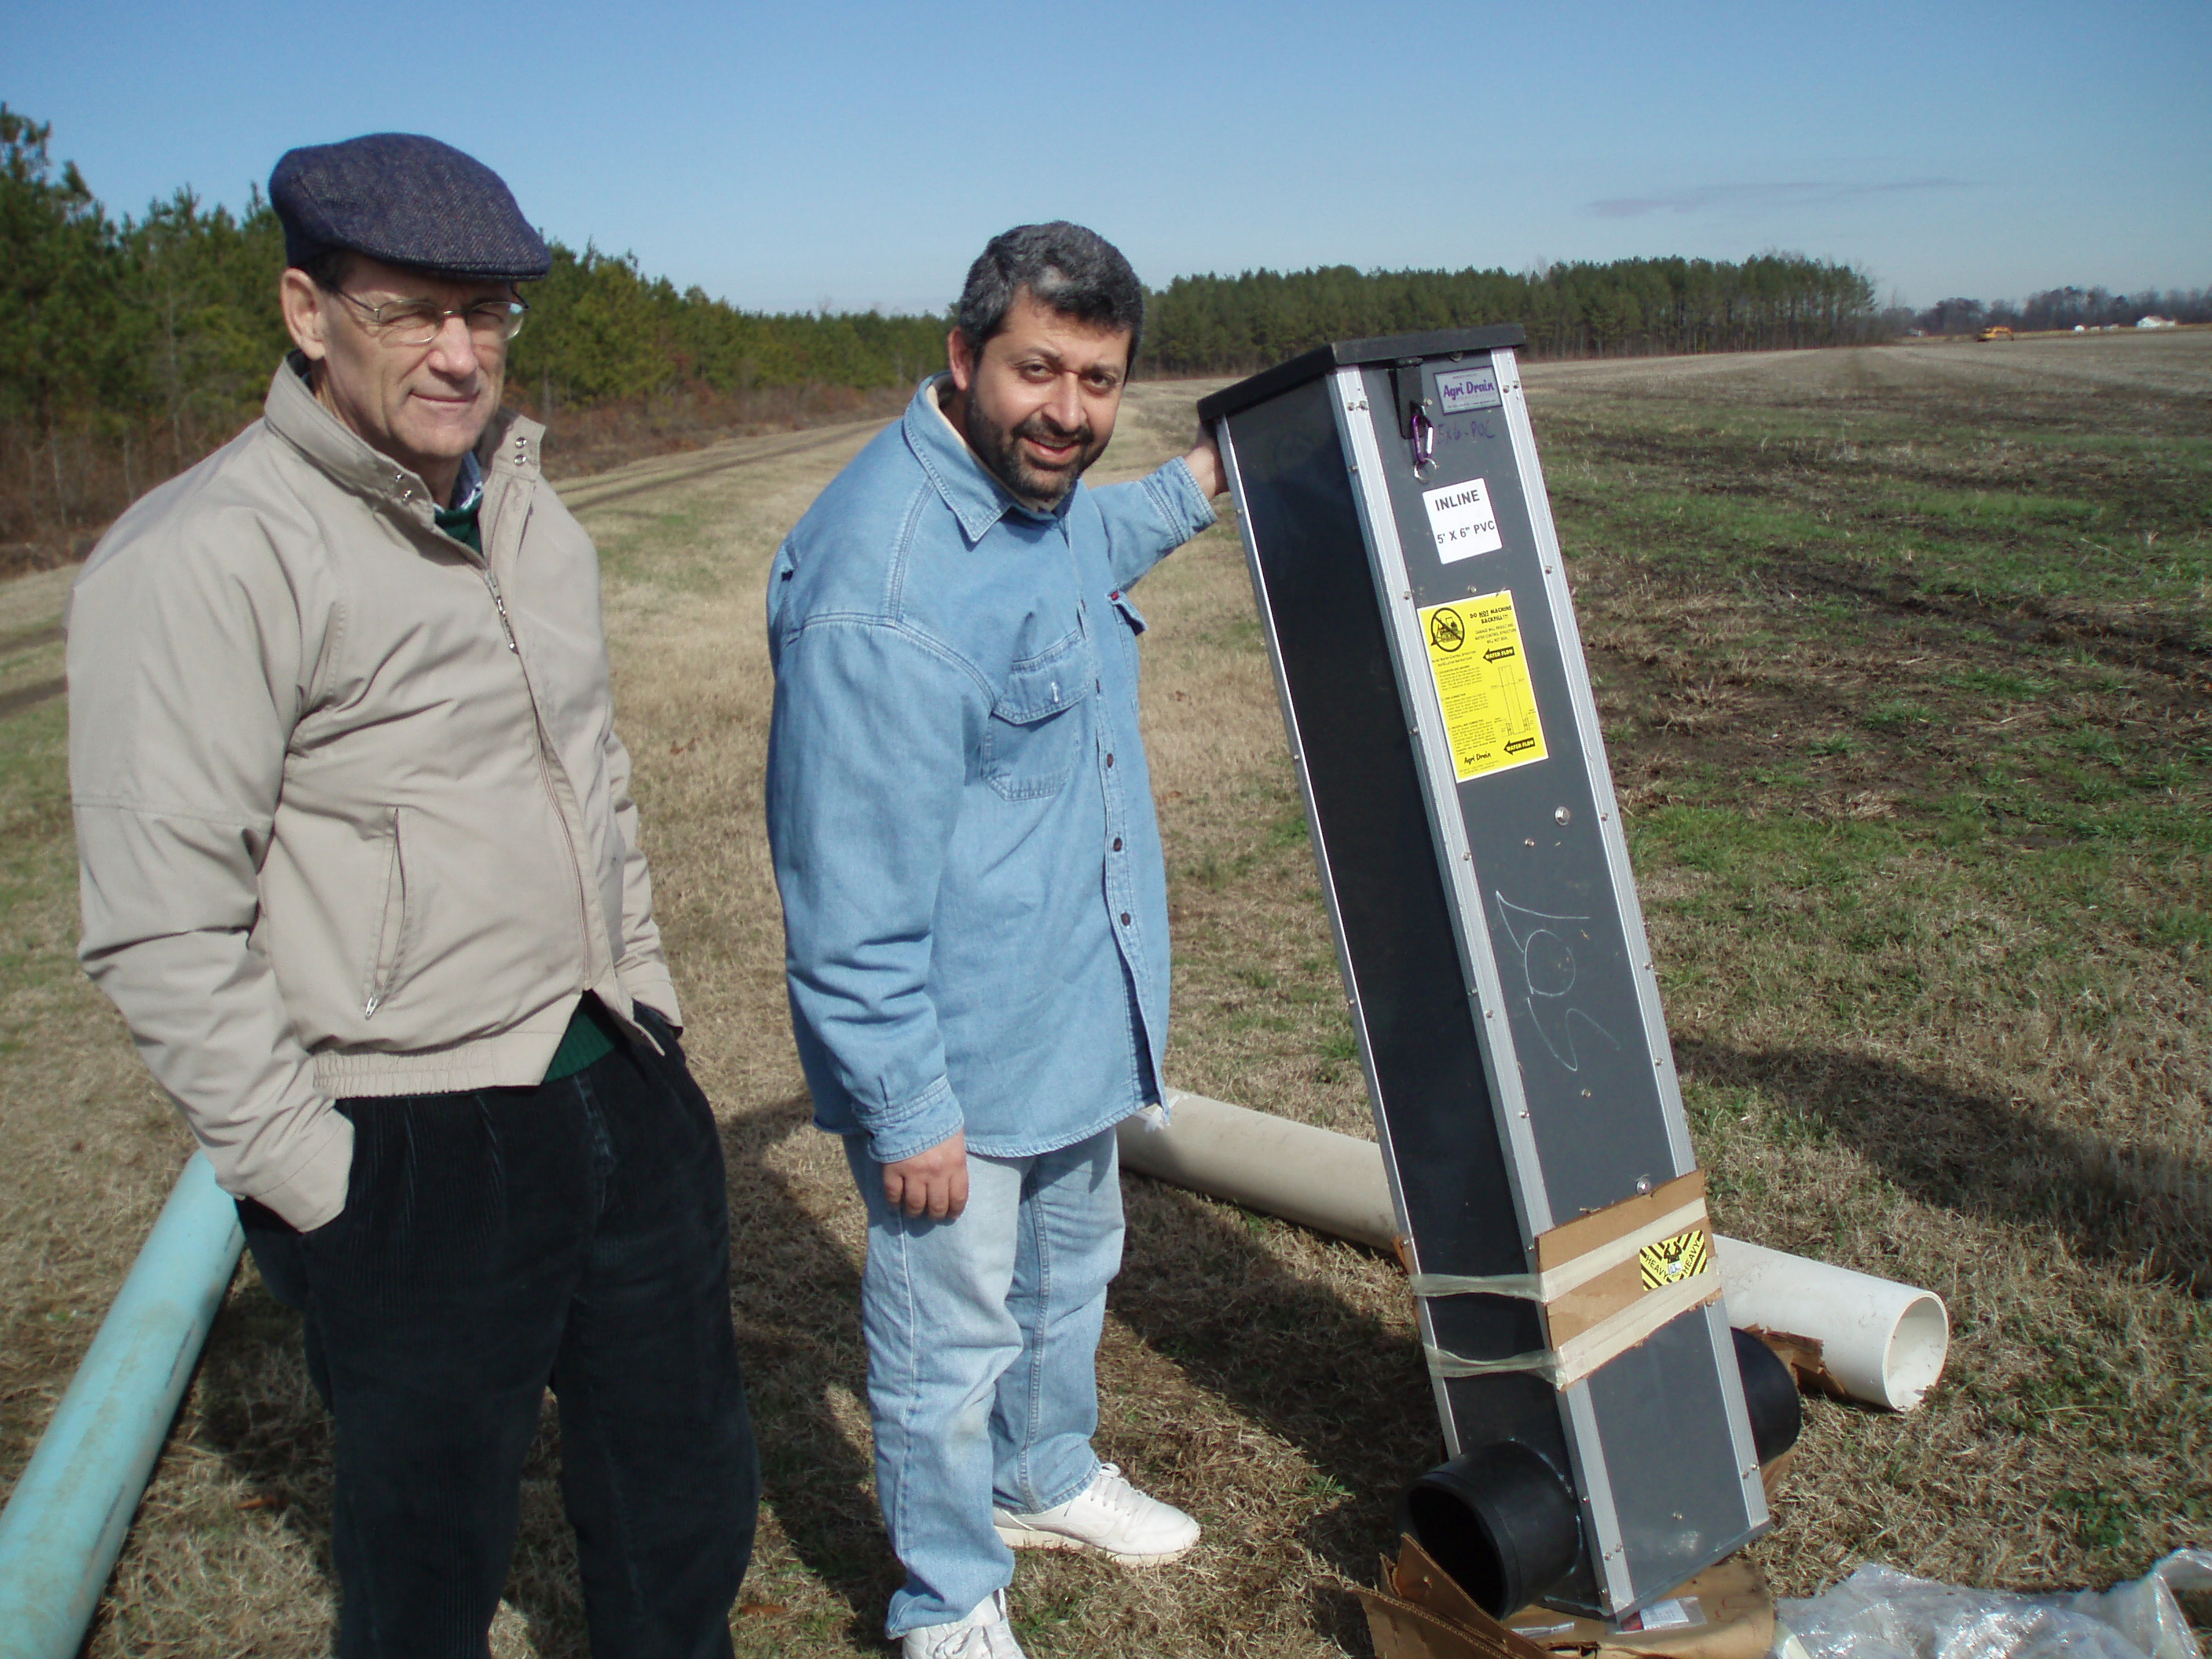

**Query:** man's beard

left=964, top=401, right=1108, bottom=510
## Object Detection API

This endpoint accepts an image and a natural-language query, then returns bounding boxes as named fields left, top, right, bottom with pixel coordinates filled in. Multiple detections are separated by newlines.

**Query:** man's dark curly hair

left=954, top=222, right=1144, bottom=368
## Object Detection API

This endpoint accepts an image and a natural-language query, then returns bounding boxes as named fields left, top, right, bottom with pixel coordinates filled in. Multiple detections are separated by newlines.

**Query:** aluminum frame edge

left=1329, top=365, right=1554, bottom=1244
left=1491, top=350, right=1695, bottom=1177
left=1211, top=410, right=1461, bottom=1449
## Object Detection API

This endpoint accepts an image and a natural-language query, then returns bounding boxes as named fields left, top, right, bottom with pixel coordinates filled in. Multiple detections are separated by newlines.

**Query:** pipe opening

left=1399, top=1441, right=1581, bottom=1617
left=1881, top=1295, right=1950, bottom=1411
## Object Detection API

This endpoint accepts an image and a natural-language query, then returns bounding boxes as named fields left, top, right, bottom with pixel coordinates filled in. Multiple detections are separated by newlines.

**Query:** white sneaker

left=900, top=1588, right=1027, bottom=1659
left=992, top=1462, right=1200, bottom=1565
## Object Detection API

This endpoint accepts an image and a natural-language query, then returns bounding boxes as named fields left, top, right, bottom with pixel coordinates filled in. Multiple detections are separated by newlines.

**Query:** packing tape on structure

left=1411, top=1170, right=1724, bottom=1390
left=1423, top=1272, right=1723, bottom=1390
left=1406, top=1199, right=1709, bottom=1304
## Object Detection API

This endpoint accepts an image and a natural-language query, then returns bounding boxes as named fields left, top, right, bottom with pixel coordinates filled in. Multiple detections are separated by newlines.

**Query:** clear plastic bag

left=1774, top=1551, right=2212, bottom=1659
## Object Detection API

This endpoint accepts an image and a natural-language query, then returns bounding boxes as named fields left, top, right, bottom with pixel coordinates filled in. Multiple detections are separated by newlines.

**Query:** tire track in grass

left=555, top=420, right=889, bottom=513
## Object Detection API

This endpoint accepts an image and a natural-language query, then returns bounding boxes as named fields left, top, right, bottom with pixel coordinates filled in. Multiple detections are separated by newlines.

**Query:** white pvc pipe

left=1120, top=1089, right=1948, bottom=1412
left=1121, top=1092, right=1402, bottom=1252
left=1704, top=1235, right=1948, bottom=1412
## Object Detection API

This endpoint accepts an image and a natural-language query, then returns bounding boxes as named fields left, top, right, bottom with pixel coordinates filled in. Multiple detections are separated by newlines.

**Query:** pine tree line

left=1144, top=255, right=1884, bottom=372
left=513, top=243, right=944, bottom=413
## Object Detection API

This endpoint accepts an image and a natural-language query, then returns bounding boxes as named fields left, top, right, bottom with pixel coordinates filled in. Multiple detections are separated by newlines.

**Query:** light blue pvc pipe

left=0, top=1152, right=243, bottom=1657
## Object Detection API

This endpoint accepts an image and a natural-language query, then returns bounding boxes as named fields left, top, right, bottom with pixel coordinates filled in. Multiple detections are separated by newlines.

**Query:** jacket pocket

left=361, top=808, right=410, bottom=1019
left=983, top=633, right=1092, bottom=802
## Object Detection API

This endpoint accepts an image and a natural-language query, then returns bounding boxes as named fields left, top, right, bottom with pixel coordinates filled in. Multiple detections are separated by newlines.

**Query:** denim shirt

left=765, top=377, right=1217, bottom=1161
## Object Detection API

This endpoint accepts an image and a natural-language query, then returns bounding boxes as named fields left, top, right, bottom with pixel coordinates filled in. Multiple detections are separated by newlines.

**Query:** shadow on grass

left=1113, top=1178, right=1437, bottom=1656
left=189, top=1277, right=335, bottom=1569
left=720, top=1095, right=898, bottom=1643
left=1676, top=1037, right=2212, bottom=1293
left=195, top=1269, right=617, bottom=1655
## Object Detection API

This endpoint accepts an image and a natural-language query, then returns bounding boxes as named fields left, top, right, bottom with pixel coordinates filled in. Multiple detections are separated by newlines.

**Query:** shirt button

left=1094, top=679, right=1101, bottom=693
left=1105, top=753, right=1115, bottom=768
left=1112, top=837, right=1122, bottom=851
left=1120, top=912, right=1131, bottom=925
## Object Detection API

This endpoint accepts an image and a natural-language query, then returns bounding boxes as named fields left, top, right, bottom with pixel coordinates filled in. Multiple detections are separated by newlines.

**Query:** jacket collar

left=262, top=353, right=543, bottom=524
left=901, top=373, right=1071, bottom=544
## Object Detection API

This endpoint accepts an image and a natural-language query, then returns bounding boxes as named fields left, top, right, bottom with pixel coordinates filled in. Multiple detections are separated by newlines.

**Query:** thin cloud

left=1585, top=179, right=1971, bottom=218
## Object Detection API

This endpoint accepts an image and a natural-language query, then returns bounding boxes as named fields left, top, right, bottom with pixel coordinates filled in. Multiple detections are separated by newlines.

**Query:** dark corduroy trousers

left=241, top=1017, right=757, bottom=1659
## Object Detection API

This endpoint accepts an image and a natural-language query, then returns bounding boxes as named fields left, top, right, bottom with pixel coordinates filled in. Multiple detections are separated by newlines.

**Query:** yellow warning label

left=1638, top=1227, right=1712, bottom=1291
left=1419, top=591, right=1548, bottom=782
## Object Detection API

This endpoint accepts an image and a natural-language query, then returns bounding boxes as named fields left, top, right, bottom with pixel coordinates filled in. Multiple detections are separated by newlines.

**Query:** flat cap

left=270, top=133, right=551, bottom=280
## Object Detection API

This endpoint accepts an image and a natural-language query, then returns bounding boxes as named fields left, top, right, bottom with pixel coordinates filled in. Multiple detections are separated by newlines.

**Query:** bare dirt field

left=1535, top=328, right=2212, bottom=401
left=0, top=329, right=2204, bottom=1654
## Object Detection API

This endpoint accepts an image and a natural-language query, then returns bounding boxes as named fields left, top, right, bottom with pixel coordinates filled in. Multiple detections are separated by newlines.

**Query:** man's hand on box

left=1183, top=433, right=1227, bottom=499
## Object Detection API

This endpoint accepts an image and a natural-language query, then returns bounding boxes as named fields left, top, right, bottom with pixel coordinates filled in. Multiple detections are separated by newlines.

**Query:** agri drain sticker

left=1434, top=364, right=1503, bottom=414
left=1419, top=592, right=1547, bottom=782
left=1638, top=1226, right=1712, bottom=1291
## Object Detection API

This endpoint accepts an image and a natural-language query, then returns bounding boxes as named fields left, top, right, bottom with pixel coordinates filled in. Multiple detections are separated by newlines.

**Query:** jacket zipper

left=477, top=485, right=597, bottom=987
left=364, top=808, right=405, bottom=1018
left=483, top=569, right=518, bottom=651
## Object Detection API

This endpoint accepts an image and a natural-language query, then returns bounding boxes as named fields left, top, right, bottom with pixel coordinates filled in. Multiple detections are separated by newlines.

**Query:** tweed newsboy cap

left=269, top=133, right=551, bottom=280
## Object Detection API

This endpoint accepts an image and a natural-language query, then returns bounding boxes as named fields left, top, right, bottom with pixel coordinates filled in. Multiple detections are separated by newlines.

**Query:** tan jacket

left=68, top=361, right=679, bottom=1230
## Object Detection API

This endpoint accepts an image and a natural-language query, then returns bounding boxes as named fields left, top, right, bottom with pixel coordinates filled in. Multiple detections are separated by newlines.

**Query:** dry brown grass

left=0, top=336, right=2204, bottom=1654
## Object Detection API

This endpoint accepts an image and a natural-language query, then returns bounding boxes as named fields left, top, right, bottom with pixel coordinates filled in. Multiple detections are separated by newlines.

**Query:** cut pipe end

left=1881, top=1294, right=1950, bottom=1412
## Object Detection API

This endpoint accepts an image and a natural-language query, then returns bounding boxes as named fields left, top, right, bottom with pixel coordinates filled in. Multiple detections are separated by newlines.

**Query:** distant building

left=2137, top=316, right=2177, bottom=329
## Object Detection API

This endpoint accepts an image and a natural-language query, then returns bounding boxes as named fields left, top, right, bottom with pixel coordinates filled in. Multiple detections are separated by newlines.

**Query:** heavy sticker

left=1419, top=592, right=1548, bottom=782
left=1638, top=1225, right=1712, bottom=1291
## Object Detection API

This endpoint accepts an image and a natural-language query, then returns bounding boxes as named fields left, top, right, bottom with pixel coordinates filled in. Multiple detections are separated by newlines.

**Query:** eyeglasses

left=335, top=289, right=529, bottom=346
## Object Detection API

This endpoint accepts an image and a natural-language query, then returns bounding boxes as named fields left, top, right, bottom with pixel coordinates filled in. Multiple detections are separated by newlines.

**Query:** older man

left=67, top=134, right=755, bottom=1657
left=765, top=222, right=1225, bottom=1657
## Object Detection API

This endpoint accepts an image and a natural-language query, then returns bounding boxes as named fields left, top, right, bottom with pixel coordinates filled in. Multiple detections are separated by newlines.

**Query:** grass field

left=0, top=331, right=2204, bottom=1654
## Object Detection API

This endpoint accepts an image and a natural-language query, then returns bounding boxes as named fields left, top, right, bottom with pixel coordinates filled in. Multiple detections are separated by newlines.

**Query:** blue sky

left=10, top=0, right=2208, bottom=316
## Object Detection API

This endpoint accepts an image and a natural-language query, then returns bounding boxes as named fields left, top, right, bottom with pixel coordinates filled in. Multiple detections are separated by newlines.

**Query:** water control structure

left=1199, top=328, right=1774, bottom=1620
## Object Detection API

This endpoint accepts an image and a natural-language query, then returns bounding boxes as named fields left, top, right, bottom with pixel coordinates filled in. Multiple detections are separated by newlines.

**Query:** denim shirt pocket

left=983, top=630, right=1093, bottom=802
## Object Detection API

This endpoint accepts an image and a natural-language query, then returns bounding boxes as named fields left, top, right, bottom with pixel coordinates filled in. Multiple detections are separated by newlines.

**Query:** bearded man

left=67, top=134, right=755, bottom=1657
left=764, top=222, right=1225, bottom=1657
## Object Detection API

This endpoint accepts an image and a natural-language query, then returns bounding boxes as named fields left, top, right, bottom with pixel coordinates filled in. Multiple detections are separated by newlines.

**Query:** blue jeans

left=843, top=1126, right=1124, bottom=1635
